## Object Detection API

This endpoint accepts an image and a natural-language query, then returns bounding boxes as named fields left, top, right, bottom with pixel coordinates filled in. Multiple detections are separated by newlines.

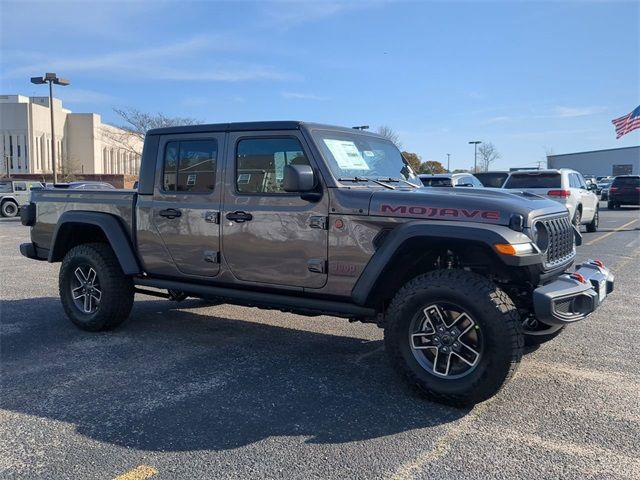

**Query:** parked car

left=607, top=175, right=640, bottom=209
left=596, top=180, right=612, bottom=199
left=418, top=173, right=483, bottom=187
left=502, top=169, right=599, bottom=231
left=49, top=181, right=116, bottom=190
left=20, top=121, right=615, bottom=407
left=0, top=180, right=45, bottom=217
left=474, top=171, right=509, bottom=188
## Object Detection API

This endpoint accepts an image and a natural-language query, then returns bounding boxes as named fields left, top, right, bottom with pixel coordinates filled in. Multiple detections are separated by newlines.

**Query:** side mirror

left=283, top=164, right=315, bottom=192
left=587, top=183, right=597, bottom=191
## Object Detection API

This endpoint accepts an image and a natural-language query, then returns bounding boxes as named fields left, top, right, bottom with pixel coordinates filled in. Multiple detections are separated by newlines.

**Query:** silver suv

left=0, top=180, right=44, bottom=217
left=503, top=169, right=599, bottom=232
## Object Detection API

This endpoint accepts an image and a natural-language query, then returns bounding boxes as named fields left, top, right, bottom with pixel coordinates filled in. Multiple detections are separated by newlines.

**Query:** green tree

left=420, top=160, right=447, bottom=174
left=401, top=151, right=422, bottom=173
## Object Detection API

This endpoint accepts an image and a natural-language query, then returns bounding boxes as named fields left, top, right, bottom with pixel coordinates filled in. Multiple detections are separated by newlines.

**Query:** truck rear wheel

left=59, top=243, right=134, bottom=331
left=384, top=270, right=523, bottom=407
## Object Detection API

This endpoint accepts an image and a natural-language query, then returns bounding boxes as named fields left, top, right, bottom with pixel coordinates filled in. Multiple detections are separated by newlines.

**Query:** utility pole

left=446, top=153, right=451, bottom=172
left=468, top=141, right=481, bottom=173
left=30, top=73, right=70, bottom=184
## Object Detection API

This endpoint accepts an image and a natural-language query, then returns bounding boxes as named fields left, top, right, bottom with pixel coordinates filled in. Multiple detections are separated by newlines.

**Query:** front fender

left=351, top=220, right=540, bottom=306
left=49, top=211, right=141, bottom=275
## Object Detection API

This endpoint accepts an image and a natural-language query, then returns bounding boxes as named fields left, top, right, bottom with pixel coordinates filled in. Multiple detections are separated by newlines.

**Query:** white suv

left=503, top=169, right=599, bottom=232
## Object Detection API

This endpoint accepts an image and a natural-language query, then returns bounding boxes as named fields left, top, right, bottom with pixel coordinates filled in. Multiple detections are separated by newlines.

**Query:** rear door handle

left=159, top=208, right=182, bottom=219
left=226, top=211, right=253, bottom=223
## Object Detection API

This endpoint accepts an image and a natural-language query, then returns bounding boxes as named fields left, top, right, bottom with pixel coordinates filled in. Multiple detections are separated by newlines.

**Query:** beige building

left=0, top=94, right=142, bottom=177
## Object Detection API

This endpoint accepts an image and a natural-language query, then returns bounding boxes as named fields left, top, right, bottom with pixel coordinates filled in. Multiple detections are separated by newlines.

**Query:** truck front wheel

left=59, top=243, right=134, bottom=331
left=384, top=270, right=523, bottom=407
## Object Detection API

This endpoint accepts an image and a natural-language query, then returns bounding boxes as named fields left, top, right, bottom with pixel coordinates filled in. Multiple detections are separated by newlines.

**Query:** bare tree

left=102, top=107, right=201, bottom=156
left=58, top=155, right=82, bottom=182
left=477, top=142, right=501, bottom=172
left=377, top=125, right=403, bottom=149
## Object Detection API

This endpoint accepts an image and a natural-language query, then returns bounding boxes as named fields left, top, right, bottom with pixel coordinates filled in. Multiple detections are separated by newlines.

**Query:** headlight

left=533, top=221, right=549, bottom=252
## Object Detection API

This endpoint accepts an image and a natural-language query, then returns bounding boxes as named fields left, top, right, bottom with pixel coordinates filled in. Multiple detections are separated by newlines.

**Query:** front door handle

left=226, top=211, right=253, bottom=223
left=159, top=208, right=182, bottom=219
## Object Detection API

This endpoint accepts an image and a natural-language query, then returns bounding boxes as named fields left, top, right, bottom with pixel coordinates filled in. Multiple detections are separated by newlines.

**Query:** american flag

left=612, top=105, right=640, bottom=138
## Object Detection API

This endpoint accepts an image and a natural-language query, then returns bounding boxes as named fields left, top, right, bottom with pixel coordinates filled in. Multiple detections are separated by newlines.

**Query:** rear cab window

left=420, top=177, right=452, bottom=187
left=504, top=173, right=561, bottom=189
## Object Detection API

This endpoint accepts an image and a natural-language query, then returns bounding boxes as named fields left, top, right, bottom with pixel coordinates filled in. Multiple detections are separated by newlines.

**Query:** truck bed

left=28, top=189, right=136, bottom=252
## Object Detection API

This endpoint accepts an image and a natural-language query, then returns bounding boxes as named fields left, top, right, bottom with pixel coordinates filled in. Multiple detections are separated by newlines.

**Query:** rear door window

left=504, top=173, right=561, bottom=189
left=13, top=182, right=27, bottom=192
left=163, top=139, right=217, bottom=193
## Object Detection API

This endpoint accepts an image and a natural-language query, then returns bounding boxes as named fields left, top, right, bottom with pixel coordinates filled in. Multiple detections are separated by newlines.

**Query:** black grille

left=536, top=215, right=575, bottom=269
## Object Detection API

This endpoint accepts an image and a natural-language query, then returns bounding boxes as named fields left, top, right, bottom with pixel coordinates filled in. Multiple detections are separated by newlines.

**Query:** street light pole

left=30, top=73, right=70, bottom=184
left=468, top=141, right=481, bottom=173
left=446, top=153, right=451, bottom=172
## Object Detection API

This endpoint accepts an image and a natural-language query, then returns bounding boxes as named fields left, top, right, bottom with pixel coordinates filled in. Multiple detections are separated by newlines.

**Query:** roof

left=147, top=121, right=382, bottom=136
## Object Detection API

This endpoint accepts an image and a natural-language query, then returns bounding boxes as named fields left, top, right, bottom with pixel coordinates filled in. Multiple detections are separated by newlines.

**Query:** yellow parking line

left=113, top=465, right=158, bottom=480
left=584, top=219, right=639, bottom=246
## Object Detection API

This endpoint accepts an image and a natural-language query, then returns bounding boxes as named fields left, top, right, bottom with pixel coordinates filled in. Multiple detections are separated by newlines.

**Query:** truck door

left=222, top=132, right=329, bottom=288
left=148, top=133, right=224, bottom=277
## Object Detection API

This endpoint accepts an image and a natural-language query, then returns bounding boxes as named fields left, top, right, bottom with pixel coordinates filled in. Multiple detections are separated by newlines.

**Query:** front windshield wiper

left=338, top=177, right=396, bottom=190
left=376, top=177, right=421, bottom=188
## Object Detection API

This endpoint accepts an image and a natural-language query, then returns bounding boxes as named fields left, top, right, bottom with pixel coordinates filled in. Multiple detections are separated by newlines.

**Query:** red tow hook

left=590, top=259, right=605, bottom=269
left=570, top=272, right=586, bottom=284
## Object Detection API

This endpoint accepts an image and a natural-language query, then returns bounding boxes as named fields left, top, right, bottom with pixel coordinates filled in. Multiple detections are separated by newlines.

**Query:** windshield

left=504, top=173, right=561, bottom=189
left=311, top=130, right=418, bottom=183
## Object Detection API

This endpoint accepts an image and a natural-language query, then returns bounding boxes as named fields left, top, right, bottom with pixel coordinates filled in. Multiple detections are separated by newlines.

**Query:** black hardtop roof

left=146, top=121, right=383, bottom=136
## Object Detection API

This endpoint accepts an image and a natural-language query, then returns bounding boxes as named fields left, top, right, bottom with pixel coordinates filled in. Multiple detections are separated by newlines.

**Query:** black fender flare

left=351, top=220, right=539, bottom=307
left=49, top=211, right=141, bottom=275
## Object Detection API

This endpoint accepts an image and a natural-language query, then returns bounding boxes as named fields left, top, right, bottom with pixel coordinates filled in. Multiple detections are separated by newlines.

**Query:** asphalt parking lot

left=1, top=203, right=639, bottom=480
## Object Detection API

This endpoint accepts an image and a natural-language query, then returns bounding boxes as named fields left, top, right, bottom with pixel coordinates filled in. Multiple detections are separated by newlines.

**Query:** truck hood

left=368, top=187, right=566, bottom=227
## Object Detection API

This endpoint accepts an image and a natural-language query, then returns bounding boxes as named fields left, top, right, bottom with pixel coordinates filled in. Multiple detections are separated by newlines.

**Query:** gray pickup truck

left=20, top=121, right=614, bottom=406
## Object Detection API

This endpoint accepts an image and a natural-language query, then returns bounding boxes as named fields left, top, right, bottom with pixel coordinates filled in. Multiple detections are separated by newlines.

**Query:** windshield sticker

left=363, top=150, right=375, bottom=157
left=323, top=139, right=370, bottom=170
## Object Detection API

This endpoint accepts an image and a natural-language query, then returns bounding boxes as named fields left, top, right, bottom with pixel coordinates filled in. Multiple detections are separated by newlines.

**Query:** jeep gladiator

left=20, top=121, right=614, bottom=406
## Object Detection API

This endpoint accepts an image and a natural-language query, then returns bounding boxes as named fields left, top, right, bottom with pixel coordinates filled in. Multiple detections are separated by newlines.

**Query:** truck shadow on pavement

left=1, top=297, right=467, bottom=452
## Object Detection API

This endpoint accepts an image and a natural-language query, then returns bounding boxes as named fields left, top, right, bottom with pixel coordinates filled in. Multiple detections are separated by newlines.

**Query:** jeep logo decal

left=380, top=204, right=500, bottom=220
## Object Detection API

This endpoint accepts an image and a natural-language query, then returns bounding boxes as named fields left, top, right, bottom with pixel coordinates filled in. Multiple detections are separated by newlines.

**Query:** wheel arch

left=49, top=211, right=141, bottom=275
left=351, top=221, right=535, bottom=308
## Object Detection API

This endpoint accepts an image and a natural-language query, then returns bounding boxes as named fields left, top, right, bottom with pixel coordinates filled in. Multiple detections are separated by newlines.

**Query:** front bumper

left=533, top=260, right=614, bottom=326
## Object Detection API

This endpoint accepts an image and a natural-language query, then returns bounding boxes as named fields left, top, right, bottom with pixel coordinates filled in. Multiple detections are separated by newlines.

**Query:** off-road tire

left=524, top=326, right=565, bottom=346
left=1, top=201, right=19, bottom=217
left=59, top=243, right=134, bottom=331
left=586, top=206, right=599, bottom=232
left=384, top=270, right=523, bottom=407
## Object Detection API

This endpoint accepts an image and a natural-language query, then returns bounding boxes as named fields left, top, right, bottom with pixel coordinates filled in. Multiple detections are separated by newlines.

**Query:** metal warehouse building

left=547, top=146, right=640, bottom=177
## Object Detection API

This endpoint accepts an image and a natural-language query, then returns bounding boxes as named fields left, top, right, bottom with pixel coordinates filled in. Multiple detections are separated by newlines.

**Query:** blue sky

left=1, top=0, right=638, bottom=170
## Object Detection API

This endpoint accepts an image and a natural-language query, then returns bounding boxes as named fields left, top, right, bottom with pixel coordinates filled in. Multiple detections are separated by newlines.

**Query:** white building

left=0, top=94, right=142, bottom=176
left=547, top=146, right=640, bottom=177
